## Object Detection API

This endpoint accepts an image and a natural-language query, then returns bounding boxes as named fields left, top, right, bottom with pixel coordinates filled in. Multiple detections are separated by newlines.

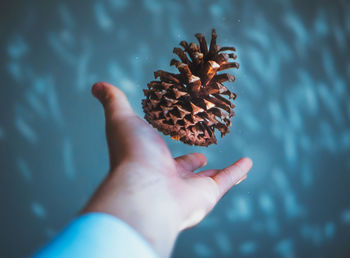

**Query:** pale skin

left=83, top=82, right=253, bottom=258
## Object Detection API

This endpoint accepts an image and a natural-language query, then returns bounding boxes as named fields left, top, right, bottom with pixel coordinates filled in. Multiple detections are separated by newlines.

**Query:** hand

left=83, top=82, right=253, bottom=258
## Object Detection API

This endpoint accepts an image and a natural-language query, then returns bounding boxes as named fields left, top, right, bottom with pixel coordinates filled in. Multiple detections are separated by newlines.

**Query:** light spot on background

left=31, top=202, right=46, bottom=219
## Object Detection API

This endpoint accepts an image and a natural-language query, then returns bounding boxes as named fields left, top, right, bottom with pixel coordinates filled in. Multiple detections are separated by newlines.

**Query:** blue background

left=1, top=0, right=350, bottom=257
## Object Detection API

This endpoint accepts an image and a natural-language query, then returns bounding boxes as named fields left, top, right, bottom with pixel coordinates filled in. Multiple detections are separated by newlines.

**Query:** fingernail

left=92, top=83, right=105, bottom=101
left=239, top=157, right=253, bottom=172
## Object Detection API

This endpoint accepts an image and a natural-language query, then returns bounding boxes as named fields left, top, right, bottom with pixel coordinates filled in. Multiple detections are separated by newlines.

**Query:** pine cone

left=142, top=29, right=239, bottom=147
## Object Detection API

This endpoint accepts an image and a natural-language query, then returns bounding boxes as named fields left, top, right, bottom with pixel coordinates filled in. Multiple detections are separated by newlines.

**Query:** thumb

left=91, top=81, right=134, bottom=121
left=92, top=82, right=136, bottom=168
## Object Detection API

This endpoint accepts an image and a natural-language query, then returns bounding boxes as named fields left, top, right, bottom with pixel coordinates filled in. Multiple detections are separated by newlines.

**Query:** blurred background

left=1, top=0, right=350, bottom=257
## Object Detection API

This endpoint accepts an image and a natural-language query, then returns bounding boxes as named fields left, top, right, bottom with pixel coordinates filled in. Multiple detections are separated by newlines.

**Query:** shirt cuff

left=34, top=212, right=159, bottom=258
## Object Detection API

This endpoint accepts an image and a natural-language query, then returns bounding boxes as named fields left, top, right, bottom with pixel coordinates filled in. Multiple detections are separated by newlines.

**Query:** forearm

left=35, top=213, right=159, bottom=258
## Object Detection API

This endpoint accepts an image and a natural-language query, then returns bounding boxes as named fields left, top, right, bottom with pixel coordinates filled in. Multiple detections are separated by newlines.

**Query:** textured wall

left=1, top=0, right=350, bottom=257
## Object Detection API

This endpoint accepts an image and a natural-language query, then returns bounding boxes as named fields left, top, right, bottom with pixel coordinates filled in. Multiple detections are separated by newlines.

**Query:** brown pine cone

left=142, top=29, right=239, bottom=147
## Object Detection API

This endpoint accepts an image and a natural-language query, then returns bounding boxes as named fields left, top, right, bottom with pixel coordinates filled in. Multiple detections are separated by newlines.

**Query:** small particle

left=240, top=241, right=257, bottom=254
left=7, top=36, right=28, bottom=59
left=193, top=242, right=213, bottom=257
left=31, top=202, right=46, bottom=219
left=324, top=222, right=336, bottom=239
left=341, top=209, right=350, bottom=224
left=17, top=159, right=32, bottom=181
left=215, top=232, right=232, bottom=254
left=275, top=239, right=294, bottom=257
left=15, top=117, right=37, bottom=144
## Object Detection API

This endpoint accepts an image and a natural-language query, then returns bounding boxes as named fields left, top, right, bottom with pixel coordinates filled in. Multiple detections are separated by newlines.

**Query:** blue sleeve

left=34, top=212, right=159, bottom=258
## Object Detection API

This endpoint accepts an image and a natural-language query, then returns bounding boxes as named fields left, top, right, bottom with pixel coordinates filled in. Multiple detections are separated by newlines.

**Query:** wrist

left=83, top=164, right=180, bottom=257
